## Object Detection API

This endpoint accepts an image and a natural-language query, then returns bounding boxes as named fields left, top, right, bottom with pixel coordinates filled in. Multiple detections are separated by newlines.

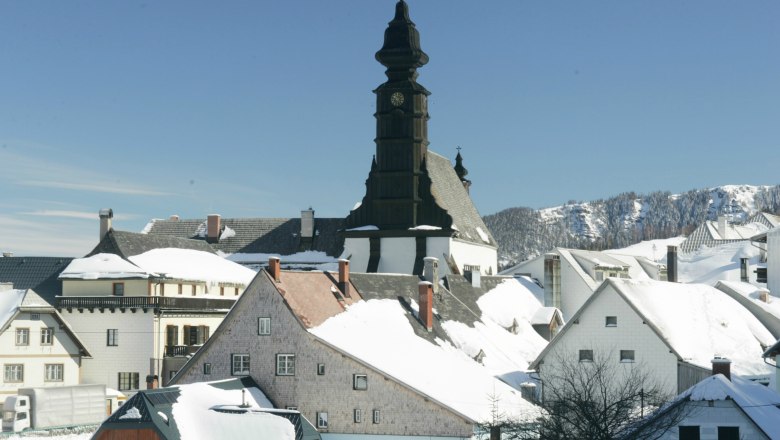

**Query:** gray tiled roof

left=87, top=230, right=216, bottom=259
left=144, top=217, right=345, bottom=257
left=0, top=257, right=73, bottom=305
left=426, top=151, right=497, bottom=247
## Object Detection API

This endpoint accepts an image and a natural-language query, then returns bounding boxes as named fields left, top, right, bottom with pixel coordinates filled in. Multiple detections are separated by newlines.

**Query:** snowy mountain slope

left=485, top=184, right=780, bottom=268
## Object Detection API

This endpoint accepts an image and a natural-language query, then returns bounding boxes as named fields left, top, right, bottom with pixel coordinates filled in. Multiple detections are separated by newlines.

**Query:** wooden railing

left=56, top=296, right=236, bottom=311
left=165, top=345, right=200, bottom=357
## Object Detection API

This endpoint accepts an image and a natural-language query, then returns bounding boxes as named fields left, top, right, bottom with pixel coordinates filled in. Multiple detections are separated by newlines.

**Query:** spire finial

left=454, top=147, right=468, bottom=180
left=375, top=1, right=429, bottom=81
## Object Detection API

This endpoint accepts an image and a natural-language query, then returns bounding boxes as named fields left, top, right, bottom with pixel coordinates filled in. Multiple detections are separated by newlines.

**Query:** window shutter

left=183, top=326, right=191, bottom=345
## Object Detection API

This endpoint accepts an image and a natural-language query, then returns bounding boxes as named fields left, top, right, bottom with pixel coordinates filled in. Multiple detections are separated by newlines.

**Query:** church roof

left=143, top=217, right=345, bottom=257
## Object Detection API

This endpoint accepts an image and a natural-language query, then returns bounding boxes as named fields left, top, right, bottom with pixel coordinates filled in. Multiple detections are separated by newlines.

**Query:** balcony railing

left=56, top=296, right=236, bottom=311
left=165, top=345, right=201, bottom=357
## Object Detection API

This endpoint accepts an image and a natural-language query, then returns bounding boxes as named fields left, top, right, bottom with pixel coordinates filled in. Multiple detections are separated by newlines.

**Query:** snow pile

left=676, top=241, right=762, bottom=285
left=219, top=226, right=236, bottom=241
left=118, top=407, right=141, bottom=420
left=0, top=289, right=26, bottom=327
left=129, top=249, right=256, bottom=285
left=172, top=380, right=293, bottom=440
left=717, top=281, right=780, bottom=319
left=310, top=299, right=540, bottom=423
left=227, top=250, right=336, bottom=264
left=60, top=254, right=150, bottom=280
left=615, top=279, right=774, bottom=376
left=475, top=226, right=491, bottom=243
left=606, top=237, right=686, bottom=261
left=681, top=374, right=780, bottom=439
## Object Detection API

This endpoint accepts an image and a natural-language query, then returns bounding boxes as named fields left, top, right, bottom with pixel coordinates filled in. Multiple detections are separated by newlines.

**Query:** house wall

left=654, top=400, right=768, bottom=440
left=61, top=309, right=154, bottom=394
left=174, top=273, right=474, bottom=438
left=342, top=238, right=370, bottom=273
left=63, top=279, right=150, bottom=297
left=377, top=237, right=416, bottom=274
left=537, top=285, right=679, bottom=399
left=0, top=312, right=82, bottom=399
left=449, top=239, right=497, bottom=276
left=558, top=254, right=598, bottom=321
left=768, top=228, right=780, bottom=295
left=155, top=313, right=227, bottom=384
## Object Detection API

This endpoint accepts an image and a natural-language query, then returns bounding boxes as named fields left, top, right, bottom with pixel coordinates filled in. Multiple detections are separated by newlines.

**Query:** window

left=232, top=354, right=250, bottom=375
left=220, top=286, right=225, bottom=296
left=276, top=354, right=295, bottom=376
left=118, top=372, right=139, bottom=391
left=30, top=313, right=40, bottom=320
left=184, top=325, right=209, bottom=345
left=353, top=409, right=362, bottom=423
left=679, top=426, right=700, bottom=440
left=107, top=329, right=119, bottom=346
left=372, top=409, right=381, bottom=424
left=40, top=327, right=54, bottom=345
left=15, top=328, right=29, bottom=346
left=605, top=316, right=617, bottom=327
left=178, top=284, right=183, bottom=295
left=166, top=325, right=178, bottom=347
left=579, top=349, right=594, bottom=362
left=353, top=374, right=368, bottom=390
left=285, top=406, right=298, bottom=411
left=4, top=364, right=23, bottom=382
left=317, top=364, right=325, bottom=375
left=258, top=317, right=271, bottom=335
left=203, top=363, right=212, bottom=375
left=169, top=370, right=177, bottom=380
left=316, top=412, right=328, bottom=429
left=44, top=364, right=63, bottom=382
left=717, top=427, right=739, bottom=440
left=620, top=350, right=635, bottom=363
left=160, top=283, right=165, bottom=296
left=192, top=285, right=196, bottom=296
left=113, top=282, right=124, bottom=296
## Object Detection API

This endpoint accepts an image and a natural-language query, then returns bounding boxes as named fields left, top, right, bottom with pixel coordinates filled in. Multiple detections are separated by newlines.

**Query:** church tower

left=344, top=1, right=497, bottom=276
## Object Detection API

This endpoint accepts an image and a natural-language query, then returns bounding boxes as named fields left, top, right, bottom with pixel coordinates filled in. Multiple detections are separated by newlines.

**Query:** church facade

left=343, top=1, right=498, bottom=277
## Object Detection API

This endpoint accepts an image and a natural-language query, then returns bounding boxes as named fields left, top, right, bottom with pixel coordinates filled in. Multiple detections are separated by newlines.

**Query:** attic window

left=317, top=364, right=325, bottom=375
left=353, top=374, right=368, bottom=390
left=620, top=350, right=635, bottom=363
left=258, top=317, right=271, bottom=335
left=578, top=350, right=594, bottom=363
left=605, top=316, right=617, bottom=327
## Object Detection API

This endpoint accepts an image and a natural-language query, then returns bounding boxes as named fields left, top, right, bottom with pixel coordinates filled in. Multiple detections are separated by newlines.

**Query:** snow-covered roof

left=676, top=241, right=762, bottom=285
left=679, top=374, right=780, bottom=439
left=60, top=253, right=150, bottom=280
left=530, top=307, right=560, bottom=325
left=60, top=249, right=257, bottom=285
left=0, top=288, right=26, bottom=329
left=611, top=279, right=774, bottom=375
left=310, top=298, right=540, bottom=423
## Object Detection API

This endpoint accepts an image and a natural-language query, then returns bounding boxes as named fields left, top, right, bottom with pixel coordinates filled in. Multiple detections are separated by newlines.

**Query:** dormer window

left=605, top=316, right=617, bottom=327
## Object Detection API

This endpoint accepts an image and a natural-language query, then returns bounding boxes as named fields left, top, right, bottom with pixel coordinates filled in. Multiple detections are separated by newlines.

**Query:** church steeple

left=454, top=147, right=472, bottom=194
left=375, top=0, right=429, bottom=82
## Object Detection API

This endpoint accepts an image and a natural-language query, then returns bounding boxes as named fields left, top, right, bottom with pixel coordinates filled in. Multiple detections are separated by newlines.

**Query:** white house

left=530, top=279, right=775, bottom=398
left=0, top=284, right=91, bottom=403
left=57, top=235, right=256, bottom=395
left=679, top=213, right=779, bottom=254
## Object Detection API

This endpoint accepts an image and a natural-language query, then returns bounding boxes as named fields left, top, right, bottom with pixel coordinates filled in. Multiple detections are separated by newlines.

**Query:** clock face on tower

left=390, top=92, right=405, bottom=107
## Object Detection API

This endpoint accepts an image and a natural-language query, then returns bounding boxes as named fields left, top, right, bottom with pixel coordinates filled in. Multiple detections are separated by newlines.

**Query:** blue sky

left=1, top=1, right=778, bottom=256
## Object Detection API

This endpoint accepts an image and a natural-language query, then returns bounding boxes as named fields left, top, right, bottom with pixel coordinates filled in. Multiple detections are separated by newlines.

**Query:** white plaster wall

left=656, top=400, right=768, bottom=440
left=502, top=254, right=545, bottom=281
left=425, top=237, right=452, bottom=277
left=559, top=257, right=598, bottom=320
left=449, top=239, right=497, bottom=275
left=0, top=312, right=81, bottom=398
left=343, top=238, right=370, bottom=273
left=377, top=237, right=416, bottom=274
left=539, top=284, right=679, bottom=398
left=62, top=279, right=149, bottom=297
left=768, top=228, right=780, bottom=295
left=61, top=310, right=153, bottom=392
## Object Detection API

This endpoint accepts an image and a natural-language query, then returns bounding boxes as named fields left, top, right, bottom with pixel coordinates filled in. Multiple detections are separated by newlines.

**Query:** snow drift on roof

left=606, top=237, right=685, bottom=260
left=0, top=289, right=26, bottom=329
left=129, top=248, right=256, bottom=285
left=677, top=241, right=761, bottom=285
left=310, top=298, right=540, bottom=423
left=614, top=279, right=774, bottom=376
left=60, top=253, right=149, bottom=280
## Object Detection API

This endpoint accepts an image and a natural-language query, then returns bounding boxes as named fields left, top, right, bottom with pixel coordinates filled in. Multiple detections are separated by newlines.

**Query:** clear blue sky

left=1, top=1, right=778, bottom=256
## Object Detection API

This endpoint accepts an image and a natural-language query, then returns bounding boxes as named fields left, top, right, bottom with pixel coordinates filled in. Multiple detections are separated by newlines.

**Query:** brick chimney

left=423, top=257, right=439, bottom=294
left=267, top=257, right=281, bottom=283
left=667, top=246, right=677, bottom=283
left=418, top=281, right=433, bottom=331
left=338, top=259, right=350, bottom=297
left=712, top=356, right=731, bottom=381
left=146, top=374, right=159, bottom=390
left=99, top=208, right=113, bottom=241
left=207, top=214, right=221, bottom=244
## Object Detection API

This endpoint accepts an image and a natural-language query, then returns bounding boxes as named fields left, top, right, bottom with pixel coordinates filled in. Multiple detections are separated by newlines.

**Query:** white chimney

left=423, top=257, right=439, bottom=293
left=99, top=208, right=113, bottom=241
left=464, top=265, right=481, bottom=288
left=301, top=208, right=315, bottom=239
left=718, top=215, right=727, bottom=238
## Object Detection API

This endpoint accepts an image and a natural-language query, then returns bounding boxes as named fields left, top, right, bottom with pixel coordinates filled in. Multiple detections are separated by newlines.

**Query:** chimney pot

left=267, top=257, right=281, bottom=283
left=423, top=257, right=439, bottom=293
left=712, top=356, right=731, bottom=381
left=2, top=252, right=12, bottom=258
left=146, top=374, right=159, bottom=390
left=207, top=214, right=221, bottom=243
left=758, top=289, right=769, bottom=303
left=418, top=281, right=434, bottom=331
left=666, top=246, right=678, bottom=283
left=169, top=215, right=180, bottom=221
left=338, top=259, right=350, bottom=297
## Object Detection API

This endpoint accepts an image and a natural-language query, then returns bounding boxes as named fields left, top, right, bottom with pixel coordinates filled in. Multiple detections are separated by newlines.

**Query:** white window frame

left=258, top=317, right=271, bottom=335
left=15, top=328, right=29, bottom=346
left=40, top=327, right=54, bottom=345
left=44, top=364, right=63, bottom=382
left=353, top=409, right=362, bottom=423
left=317, top=363, right=325, bottom=375
left=579, top=349, right=594, bottom=362
left=316, top=411, right=328, bottom=429
left=4, top=364, right=24, bottom=382
left=232, top=354, right=250, bottom=376
left=203, top=363, right=212, bottom=375
left=107, top=329, right=119, bottom=346
left=605, top=316, right=617, bottom=327
left=620, top=350, right=635, bottom=363
left=276, top=354, right=295, bottom=376
left=353, top=374, right=368, bottom=390
left=372, top=409, right=381, bottom=424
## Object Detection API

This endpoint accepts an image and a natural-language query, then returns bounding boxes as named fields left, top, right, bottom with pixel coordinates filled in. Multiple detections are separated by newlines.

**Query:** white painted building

left=0, top=285, right=90, bottom=403
left=530, top=279, right=775, bottom=397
